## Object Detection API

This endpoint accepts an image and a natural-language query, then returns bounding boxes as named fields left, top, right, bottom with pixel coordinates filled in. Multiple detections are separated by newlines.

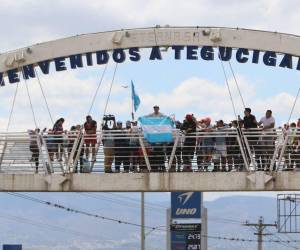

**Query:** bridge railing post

left=0, top=140, right=7, bottom=172
left=72, top=132, right=85, bottom=173
left=269, top=130, right=282, bottom=172
left=167, top=133, right=179, bottom=171
left=139, top=136, right=151, bottom=172
left=242, top=130, right=258, bottom=170
left=90, top=129, right=104, bottom=172
left=276, top=133, right=289, bottom=171
left=67, top=131, right=81, bottom=173
left=236, top=134, right=250, bottom=171
left=40, top=134, right=54, bottom=174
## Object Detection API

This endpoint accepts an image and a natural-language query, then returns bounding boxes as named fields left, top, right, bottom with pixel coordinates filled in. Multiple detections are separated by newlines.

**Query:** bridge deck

left=0, top=171, right=299, bottom=192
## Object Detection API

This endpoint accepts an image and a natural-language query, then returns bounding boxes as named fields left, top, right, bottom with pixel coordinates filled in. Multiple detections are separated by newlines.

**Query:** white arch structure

left=1, top=26, right=300, bottom=76
left=1, top=26, right=300, bottom=192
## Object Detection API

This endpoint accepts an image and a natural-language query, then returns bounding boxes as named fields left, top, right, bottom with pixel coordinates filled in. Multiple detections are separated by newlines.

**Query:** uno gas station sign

left=170, top=192, right=203, bottom=250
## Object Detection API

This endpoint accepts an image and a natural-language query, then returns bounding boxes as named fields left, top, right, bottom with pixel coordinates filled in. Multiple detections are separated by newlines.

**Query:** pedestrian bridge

left=0, top=129, right=299, bottom=192
left=1, top=26, right=300, bottom=192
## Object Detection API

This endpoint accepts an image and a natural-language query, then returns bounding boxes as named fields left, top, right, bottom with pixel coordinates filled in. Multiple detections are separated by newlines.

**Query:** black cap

left=153, top=105, right=159, bottom=108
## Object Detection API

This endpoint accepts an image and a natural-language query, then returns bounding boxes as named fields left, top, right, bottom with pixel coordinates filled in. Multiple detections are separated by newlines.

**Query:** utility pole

left=243, top=216, right=277, bottom=250
left=141, top=192, right=145, bottom=250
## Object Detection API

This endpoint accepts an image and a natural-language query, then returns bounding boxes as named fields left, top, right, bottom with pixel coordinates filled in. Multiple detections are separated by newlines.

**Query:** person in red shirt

left=84, top=115, right=97, bottom=161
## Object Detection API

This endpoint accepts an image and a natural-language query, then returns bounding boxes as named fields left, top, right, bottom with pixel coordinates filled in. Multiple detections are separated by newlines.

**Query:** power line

left=266, top=234, right=299, bottom=249
left=201, top=234, right=300, bottom=244
left=208, top=216, right=243, bottom=225
left=265, top=228, right=300, bottom=250
left=80, top=193, right=256, bottom=229
left=5, top=192, right=159, bottom=230
left=89, top=194, right=268, bottom=227
left=208, top=218, right=242, bottom=225
left=4, top=192, right=245, bottom=230
left=106, top=192, right=169, bottom=209
left=0, top=212, right=99, bottom=239
left=87, top=193, right=248, bottom=226
left=87, top=192, right=167, bottom=210
left=78, top=193, right=165, bottom=214
left=281, top=232, right=300, bottom=244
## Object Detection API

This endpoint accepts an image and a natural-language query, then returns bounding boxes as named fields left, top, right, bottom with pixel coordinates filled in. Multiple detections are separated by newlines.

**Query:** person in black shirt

left=240, top=108, right=258, bottom=129
left=239, top=108, right=259, bottom=168
left=181, top=114, right=197, bottom=172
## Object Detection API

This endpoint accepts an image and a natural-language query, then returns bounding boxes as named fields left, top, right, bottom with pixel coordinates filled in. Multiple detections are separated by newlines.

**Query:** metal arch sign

left=1, top=26, right=300, bottom=86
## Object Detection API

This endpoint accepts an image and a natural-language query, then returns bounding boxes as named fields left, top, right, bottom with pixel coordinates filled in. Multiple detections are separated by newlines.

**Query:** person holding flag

left=139, top=105, right=175, bottom=172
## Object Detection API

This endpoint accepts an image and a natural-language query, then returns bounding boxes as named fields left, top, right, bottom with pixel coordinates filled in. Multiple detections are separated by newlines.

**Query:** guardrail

left=0, top=128, right=299, bottom=174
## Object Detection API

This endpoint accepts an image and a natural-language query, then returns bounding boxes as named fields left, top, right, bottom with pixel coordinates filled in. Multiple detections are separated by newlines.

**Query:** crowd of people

left=27, top=106, right=300, bottom=174
left=29, top=115, right=98, bottom=173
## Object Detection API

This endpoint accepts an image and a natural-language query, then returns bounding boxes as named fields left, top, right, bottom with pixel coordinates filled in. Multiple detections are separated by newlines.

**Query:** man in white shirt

left=257, top=110, right=275, bottom=171
left=147, top=105, right=166, bottom=117
left=258, top=110, right=275, bottom=130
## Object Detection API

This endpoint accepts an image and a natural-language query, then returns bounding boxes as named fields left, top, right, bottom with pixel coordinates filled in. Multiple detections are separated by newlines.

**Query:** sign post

left=169, top=192, right=206, bottom=250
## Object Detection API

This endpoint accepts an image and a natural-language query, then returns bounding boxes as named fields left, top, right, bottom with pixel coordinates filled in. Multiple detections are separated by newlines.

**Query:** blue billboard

left=3, top=245, right=22, bottom=250
left=171, top=192, right=201, bottom=219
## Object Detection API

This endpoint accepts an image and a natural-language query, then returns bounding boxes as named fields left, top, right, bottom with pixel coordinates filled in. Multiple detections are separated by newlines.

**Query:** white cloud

left=2, top=0, right=300, bottom=52
left=0, top=66, right=131, bottom=131
left=1, top=70, right=298, bottom=131
left=133, top=74, right=299, bottom=126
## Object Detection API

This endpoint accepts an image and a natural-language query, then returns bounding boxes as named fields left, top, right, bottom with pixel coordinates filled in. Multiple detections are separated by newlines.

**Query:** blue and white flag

left=131, top=80, right=141, bottom=112
left=139, top=116, right=174, bottom=143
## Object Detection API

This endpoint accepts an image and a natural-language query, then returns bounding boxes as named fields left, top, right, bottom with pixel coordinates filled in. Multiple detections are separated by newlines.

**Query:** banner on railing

left=138, top=116, right=174, bottom=143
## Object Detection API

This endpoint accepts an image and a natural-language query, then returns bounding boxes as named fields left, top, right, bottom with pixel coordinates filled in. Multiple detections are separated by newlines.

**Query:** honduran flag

left=138, top=116, right=174, bottom=143
left=131, top=80, right=141, bottom=112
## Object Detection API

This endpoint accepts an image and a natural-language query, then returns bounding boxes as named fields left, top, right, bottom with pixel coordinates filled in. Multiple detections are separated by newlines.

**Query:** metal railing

left=0, top=128, right=299, bottom=174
